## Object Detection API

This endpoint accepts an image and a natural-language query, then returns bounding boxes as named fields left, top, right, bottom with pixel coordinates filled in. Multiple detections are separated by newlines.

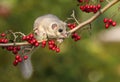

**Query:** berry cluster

left=1, top=33, right=6, bottom=37
left=0, top=33, right=39, bottom=66
left=67, top=23, right=81, bottom=41
left=0, top=33, right=9, bottom=43
left=22, top=33, right=39, bottom=47
left=0, top=31, right=62, bottom=66
left=79, top=4, right=101, bottom=13
left=40, top=40, right=60, bottom=53
left=13, top=54, right=28, bottom=66
left=72, top=33, right=81, bottom=41
left=22, top=34, right=61, bottom=53
left=103, top=18, right=116, bottom=29
left=4, top=45, right=29, bottom=66
left=67, top=23, right=76, bottom=29
left=0, top=38, right=8, bottom=43
left=5, top=46, right=21, bottom=55
left=13, top=33, right=41, bottom=66
left=41, top=41, right=47, bottom=48
left=48, top=40, right=60, bottom=53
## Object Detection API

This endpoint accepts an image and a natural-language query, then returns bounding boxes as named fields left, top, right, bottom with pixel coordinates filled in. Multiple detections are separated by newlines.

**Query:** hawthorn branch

left=68, top=0, right=120, bottom=34
left=0, top=40, right=47, bottom=46
left=0, top=0, right=119, bottom=47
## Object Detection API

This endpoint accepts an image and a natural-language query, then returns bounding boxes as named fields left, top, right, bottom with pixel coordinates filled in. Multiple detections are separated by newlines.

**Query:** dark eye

left=58, top=29, right=63, bottom=32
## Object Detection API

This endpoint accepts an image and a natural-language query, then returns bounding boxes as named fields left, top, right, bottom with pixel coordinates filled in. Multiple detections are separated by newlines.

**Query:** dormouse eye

left=58, top=29, right=63, bottom=32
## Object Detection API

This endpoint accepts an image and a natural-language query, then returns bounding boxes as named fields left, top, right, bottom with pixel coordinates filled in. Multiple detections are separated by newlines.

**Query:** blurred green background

left=0, top=0, right=120, bottom=82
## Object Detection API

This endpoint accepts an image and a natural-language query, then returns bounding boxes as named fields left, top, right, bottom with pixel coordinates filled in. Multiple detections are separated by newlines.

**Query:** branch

left=0, top=0, right=119, bottom=47
left=0, top=39, right=47, bottom=46
left=68, top=0, right=120, bottom=34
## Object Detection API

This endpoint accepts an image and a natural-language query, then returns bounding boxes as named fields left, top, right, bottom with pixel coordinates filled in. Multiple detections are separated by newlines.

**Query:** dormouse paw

left=57, top=38, right=64, bottom=44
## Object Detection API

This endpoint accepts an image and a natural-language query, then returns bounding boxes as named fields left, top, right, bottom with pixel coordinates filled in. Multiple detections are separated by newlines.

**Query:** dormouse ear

left=63, top=22, right=67, bottom=25
left=51, top=23, right=57, bottom=30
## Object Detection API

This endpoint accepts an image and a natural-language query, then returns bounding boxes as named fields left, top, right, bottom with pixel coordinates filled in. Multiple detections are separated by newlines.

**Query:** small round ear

left=33, top=27, right=39, bottom=35
left=63, top=22, right=67, bottom=26
left=51, top=23, right=57, bottom=30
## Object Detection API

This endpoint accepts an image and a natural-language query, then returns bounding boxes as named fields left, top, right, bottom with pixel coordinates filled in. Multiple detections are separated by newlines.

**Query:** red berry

left=13, top=60, right=18, bottom=66
left=103, top=18, right=108, bottom=23
left=22, top=36, right=27, bottom=40
left=1, top=38, right=4, bottom=43
left=67, top=23, right=72, bottom=27
left=97, top=4, right=101, bottom=9
left=13, top=46, right=17, bottom=50
left=69, top=24, right=75, bottom=29
left=28, top=39, right=33, bottom=44
left=72, top=33, right=78, bottom=38
left=80, top=6, right=84, bottom=11
left=12, top=49, right=18, bottom=54
left=41, top=41, right=46, bottom=48
left=112, top=21, right=116, bottom=26
left=15, top=55, right=20, bottom=60
left=16, top=46, right=21, bottom=51
left=77, top=36, right=81, bottom=40
left=1, top=33, right=6, bottom=37
left=92, top=5, right=96, bottom=9
left=90, top=5, right=93, bottom=9
left=49, top=44, right=54, bottom=49
left=105, top=23, right=110, bottom=29
left=4, top=38, right=8, bottom=43
left=23, top=55, right=28, bottom=60
left=6, top=46, right=13, bottom=51
left=108, top=19, right=113, bottom=23
left=42, top=41, right=46, bottom=45
left=34, top=42, right=39, bottom=47
left=32, top=39, right=37, bottom=43
left=52, top=47, right=56, bottom=51
left=51, top=40, right=55, bottom=45
left=18, top=57, right=22, bottom=62
left=56, top=48, right=60, bottom=53
left=48, top=40, right=52, bottom=45
left=69, top=25, right=74, bottom=29
left=73, top=23, right=76, bottom=27
left=29, top=33, right=34, bottom=39
left=26, top=36, right=30, bottom=40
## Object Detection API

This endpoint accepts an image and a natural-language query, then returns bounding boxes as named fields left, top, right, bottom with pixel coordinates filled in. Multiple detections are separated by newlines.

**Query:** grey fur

left=18, top=14, right=67, bottom=79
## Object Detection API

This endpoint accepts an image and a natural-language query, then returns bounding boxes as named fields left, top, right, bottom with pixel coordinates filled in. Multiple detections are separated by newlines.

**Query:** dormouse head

left=49, top=21, right=68, bottom=39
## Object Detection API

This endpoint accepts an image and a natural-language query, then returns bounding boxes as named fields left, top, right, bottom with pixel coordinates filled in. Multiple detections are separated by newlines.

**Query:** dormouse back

left=34, top=14, right=61, bottom=28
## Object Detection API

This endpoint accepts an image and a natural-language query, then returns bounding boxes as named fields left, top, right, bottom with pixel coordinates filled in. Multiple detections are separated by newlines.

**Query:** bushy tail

left=18, top=46, right=34, bottom=79
left=19, top=54, right=33, bottom=79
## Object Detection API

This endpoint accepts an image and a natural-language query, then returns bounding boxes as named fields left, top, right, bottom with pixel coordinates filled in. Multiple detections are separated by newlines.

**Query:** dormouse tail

left=19, top=55, right=33, bottom=79
left=18, top=46, right=34, bottom=79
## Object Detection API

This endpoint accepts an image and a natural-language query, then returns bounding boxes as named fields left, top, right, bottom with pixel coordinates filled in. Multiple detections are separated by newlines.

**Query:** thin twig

left=23, top=46, right=35, bottom=55
left=8, top=30, right=17, bottom=45
left=14, top=32, right=26, bottom=36
left=64, top=18, right=74, bottom=22
left=71, top=10, right=80, bottom=24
